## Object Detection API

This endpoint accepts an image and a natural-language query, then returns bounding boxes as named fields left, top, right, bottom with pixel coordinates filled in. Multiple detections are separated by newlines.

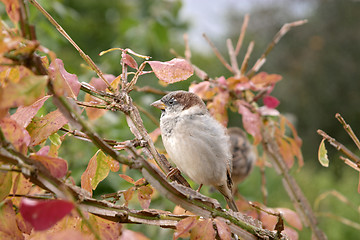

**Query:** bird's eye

left=168, top=98, right=176, bottom=105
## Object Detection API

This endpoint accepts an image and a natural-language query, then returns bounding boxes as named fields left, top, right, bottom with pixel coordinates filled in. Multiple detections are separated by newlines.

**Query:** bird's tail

left=216, top=185, right=239, bottom=212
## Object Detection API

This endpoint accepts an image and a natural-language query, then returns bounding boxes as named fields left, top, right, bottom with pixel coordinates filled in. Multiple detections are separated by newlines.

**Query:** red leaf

left=174, top=216, right=198, bottom=240
left=0, top=200, right=23, bottom=239
left=148, top=58, right=193, bottom=83
left=49, top=58, right=81, bottom=98
left=20, top=198, right=74, bottom=231
left=236, top=101, right=262, bottom=145
left=26, top=109, right=68, bottom=146
left=122, top=53, right=138, bottom=69
left=0, top=117, right=31, bottom=154
left=263, top=95, right=280, bottom=109
left=214, top=219, right=231, bottom=240
left=30, top=154, right=68, bottom=178
left=11, top=95, right=51, bottom=128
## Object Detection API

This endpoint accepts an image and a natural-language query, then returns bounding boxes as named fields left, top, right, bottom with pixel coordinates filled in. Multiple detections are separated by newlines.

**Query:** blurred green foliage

left=1, top=0, right=359, bottom=239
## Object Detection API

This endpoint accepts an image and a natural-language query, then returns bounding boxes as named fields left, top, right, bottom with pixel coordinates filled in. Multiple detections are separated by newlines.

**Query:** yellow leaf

left=318, top=139, right=329, bottom=167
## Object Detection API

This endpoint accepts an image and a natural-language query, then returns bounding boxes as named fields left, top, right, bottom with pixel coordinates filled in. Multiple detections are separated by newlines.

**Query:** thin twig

left=235, top=14, right=250, bottom=56
left=227, top=38, right=240, bottom=77
left=202, top=33, right=234, bottom=73
left=340, top=156, right=360, bottom=172
left=183, top=33, right=191, bottom=61
left=317, top=129, right=360, bottom=164
left=240, top=41, right=254, bottom=76
left=335, top=113, right=360, bottom=151
left=247, top=19, right=308, bottom=78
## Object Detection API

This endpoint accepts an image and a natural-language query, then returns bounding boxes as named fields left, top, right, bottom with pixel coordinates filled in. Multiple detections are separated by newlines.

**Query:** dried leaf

left=122, top=53, right=138, bottom=69
left=11, top=95, right=51, bottom=128
left=0, top=171, right=12, bottom=202
left=26, top=109, right=68, bottom=146
left=251, top=72, right=282, bottom=89
left=214, top=219, right=231, bottom=240
left=0, top=117, right=31, bottom=154
left=0, top=199, right=23, bottom=240
left=49, top=58, right=81, bottom=98
left=119, top=174, right=135, bottom=184
left=137, top=185, right=153, bottom=209
left=20, top=198, right=74, bottom=231
left=90, top=214, right=122, bottom=240
left=11, top=173, right=32, bottom=196
left=15, top=212, right=32, bottom=235
left=318, top=139, right=329, bottom=167
left=0, top=75, right=47, bottom=109
left=174, top=216, right=198, bottom=240
left=190, top=218, right=215, bottom=240
left=148, top=58, right=193, bottom=83
left=263, top=95, right=280, bottom=109
left=81, top=152, right=97, bottom=195
left=123, top=187, right=135, bottom=206
left=30, top=154, right=68, bottom=179
left=236, top=101, right=262, bottom=144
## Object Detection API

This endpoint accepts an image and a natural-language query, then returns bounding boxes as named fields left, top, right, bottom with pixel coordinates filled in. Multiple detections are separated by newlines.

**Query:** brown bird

left=228, top=127, right=257, bottom=191
left=151, top=91, right=238, bottom=211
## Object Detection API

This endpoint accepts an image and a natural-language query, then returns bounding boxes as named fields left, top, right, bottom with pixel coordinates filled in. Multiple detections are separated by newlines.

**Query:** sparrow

left=228, top=127, right=256, bottom=189
left=151, top=91, right=238, bottom=211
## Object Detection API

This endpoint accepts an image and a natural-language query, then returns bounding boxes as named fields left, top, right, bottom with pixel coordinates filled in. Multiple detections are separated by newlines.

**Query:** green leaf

left=90, top=151, right=110, bottom=190
left=318, top=139, right=329, bottom=167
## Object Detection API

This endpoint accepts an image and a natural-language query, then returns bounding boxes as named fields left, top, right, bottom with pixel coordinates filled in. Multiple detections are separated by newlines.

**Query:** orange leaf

left=0, top=75, right=47, bottom=109
left=251, top=72, right=282, bottom=89
left=120, top=229, right=149, bottom=240
left=214, top=219, right=231, bottom=240
left=0, top=171, right=12, bottom=202
left=137, top=185, right=153, bottom=209
left=189, top=81, right=215, bottom=100
left=81, top=153, right=97, bottom=195
left=1, top=0, right=20, bottom=23
left=30, top=154, right=68, bottom=178
left=208, top=91, right=229, bottom=126
left=134, top=178, right=146, bottom=186
left=26, top=109, right=68, bottom=146
left=174, top=216, right=198, bottom=240
left=119, top=174, right=135, bottom=184
left=0, top=117, right=30, bottom=154
left=123, top=187, right=135, bottom=206
left=148, top=58, right=193, bottom=83
left=190, top=219, right=215, bottom=240
left=90, top=214, right=122, bottom=240
left=0, top=200, right=23, bottom=239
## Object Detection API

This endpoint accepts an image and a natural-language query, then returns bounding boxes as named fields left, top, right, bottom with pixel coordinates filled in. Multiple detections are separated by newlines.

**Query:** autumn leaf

left=11, top=173, right=32, bottom=196
left=11, top=95, right=51, bottom=128
left=0, top=75, right=47, bottom=109
left=318, top=138, right=329, bottom=167
left=174, top=216, right=198, bottom=240
left=119, top=174, right=135, bottom=184
left=20, top=198, right=74, bottom=231
left=26, top=109, right=68, bottom=146
left=214, top=219, right=231, bottom=240
left=122, top=53, right=138, bottom=69
left=0, top=117, right=31, bottom=154
left=189, top=81, right=216, bottom=100
left=15, top=212, right=33, bottom=235
left=190, top=218, right=215, bottom=240
left=0, top=200, right=23, bottom=239
left=236, top=100, right=262, bottom=144
left=0, top=171, right=12, bottom=202
left=120, top=229, right=149, bottom=240
left=137, top=185, right=153, bottom=209
left=208, top=90, right=229, bottom=126
left=263, top=95, right=280, bottom=109
left=0, top=0, right=20, bottom=23
left=276, top=208, right=303, bottom=230
left=147, top=58, right=193, bottom=83
left=89, top=214, right=122, bottom=240
left=250, top=72, right=282, bottom=89
left=48, top=58, right=81, bottom=98
left=123, top=187, right=135, bottom=206
left=30, top=154, right=68, bottom=179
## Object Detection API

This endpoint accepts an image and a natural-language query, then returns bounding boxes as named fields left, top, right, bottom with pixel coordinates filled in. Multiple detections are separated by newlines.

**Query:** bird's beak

left=151, top=100, right=165, bottom=110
